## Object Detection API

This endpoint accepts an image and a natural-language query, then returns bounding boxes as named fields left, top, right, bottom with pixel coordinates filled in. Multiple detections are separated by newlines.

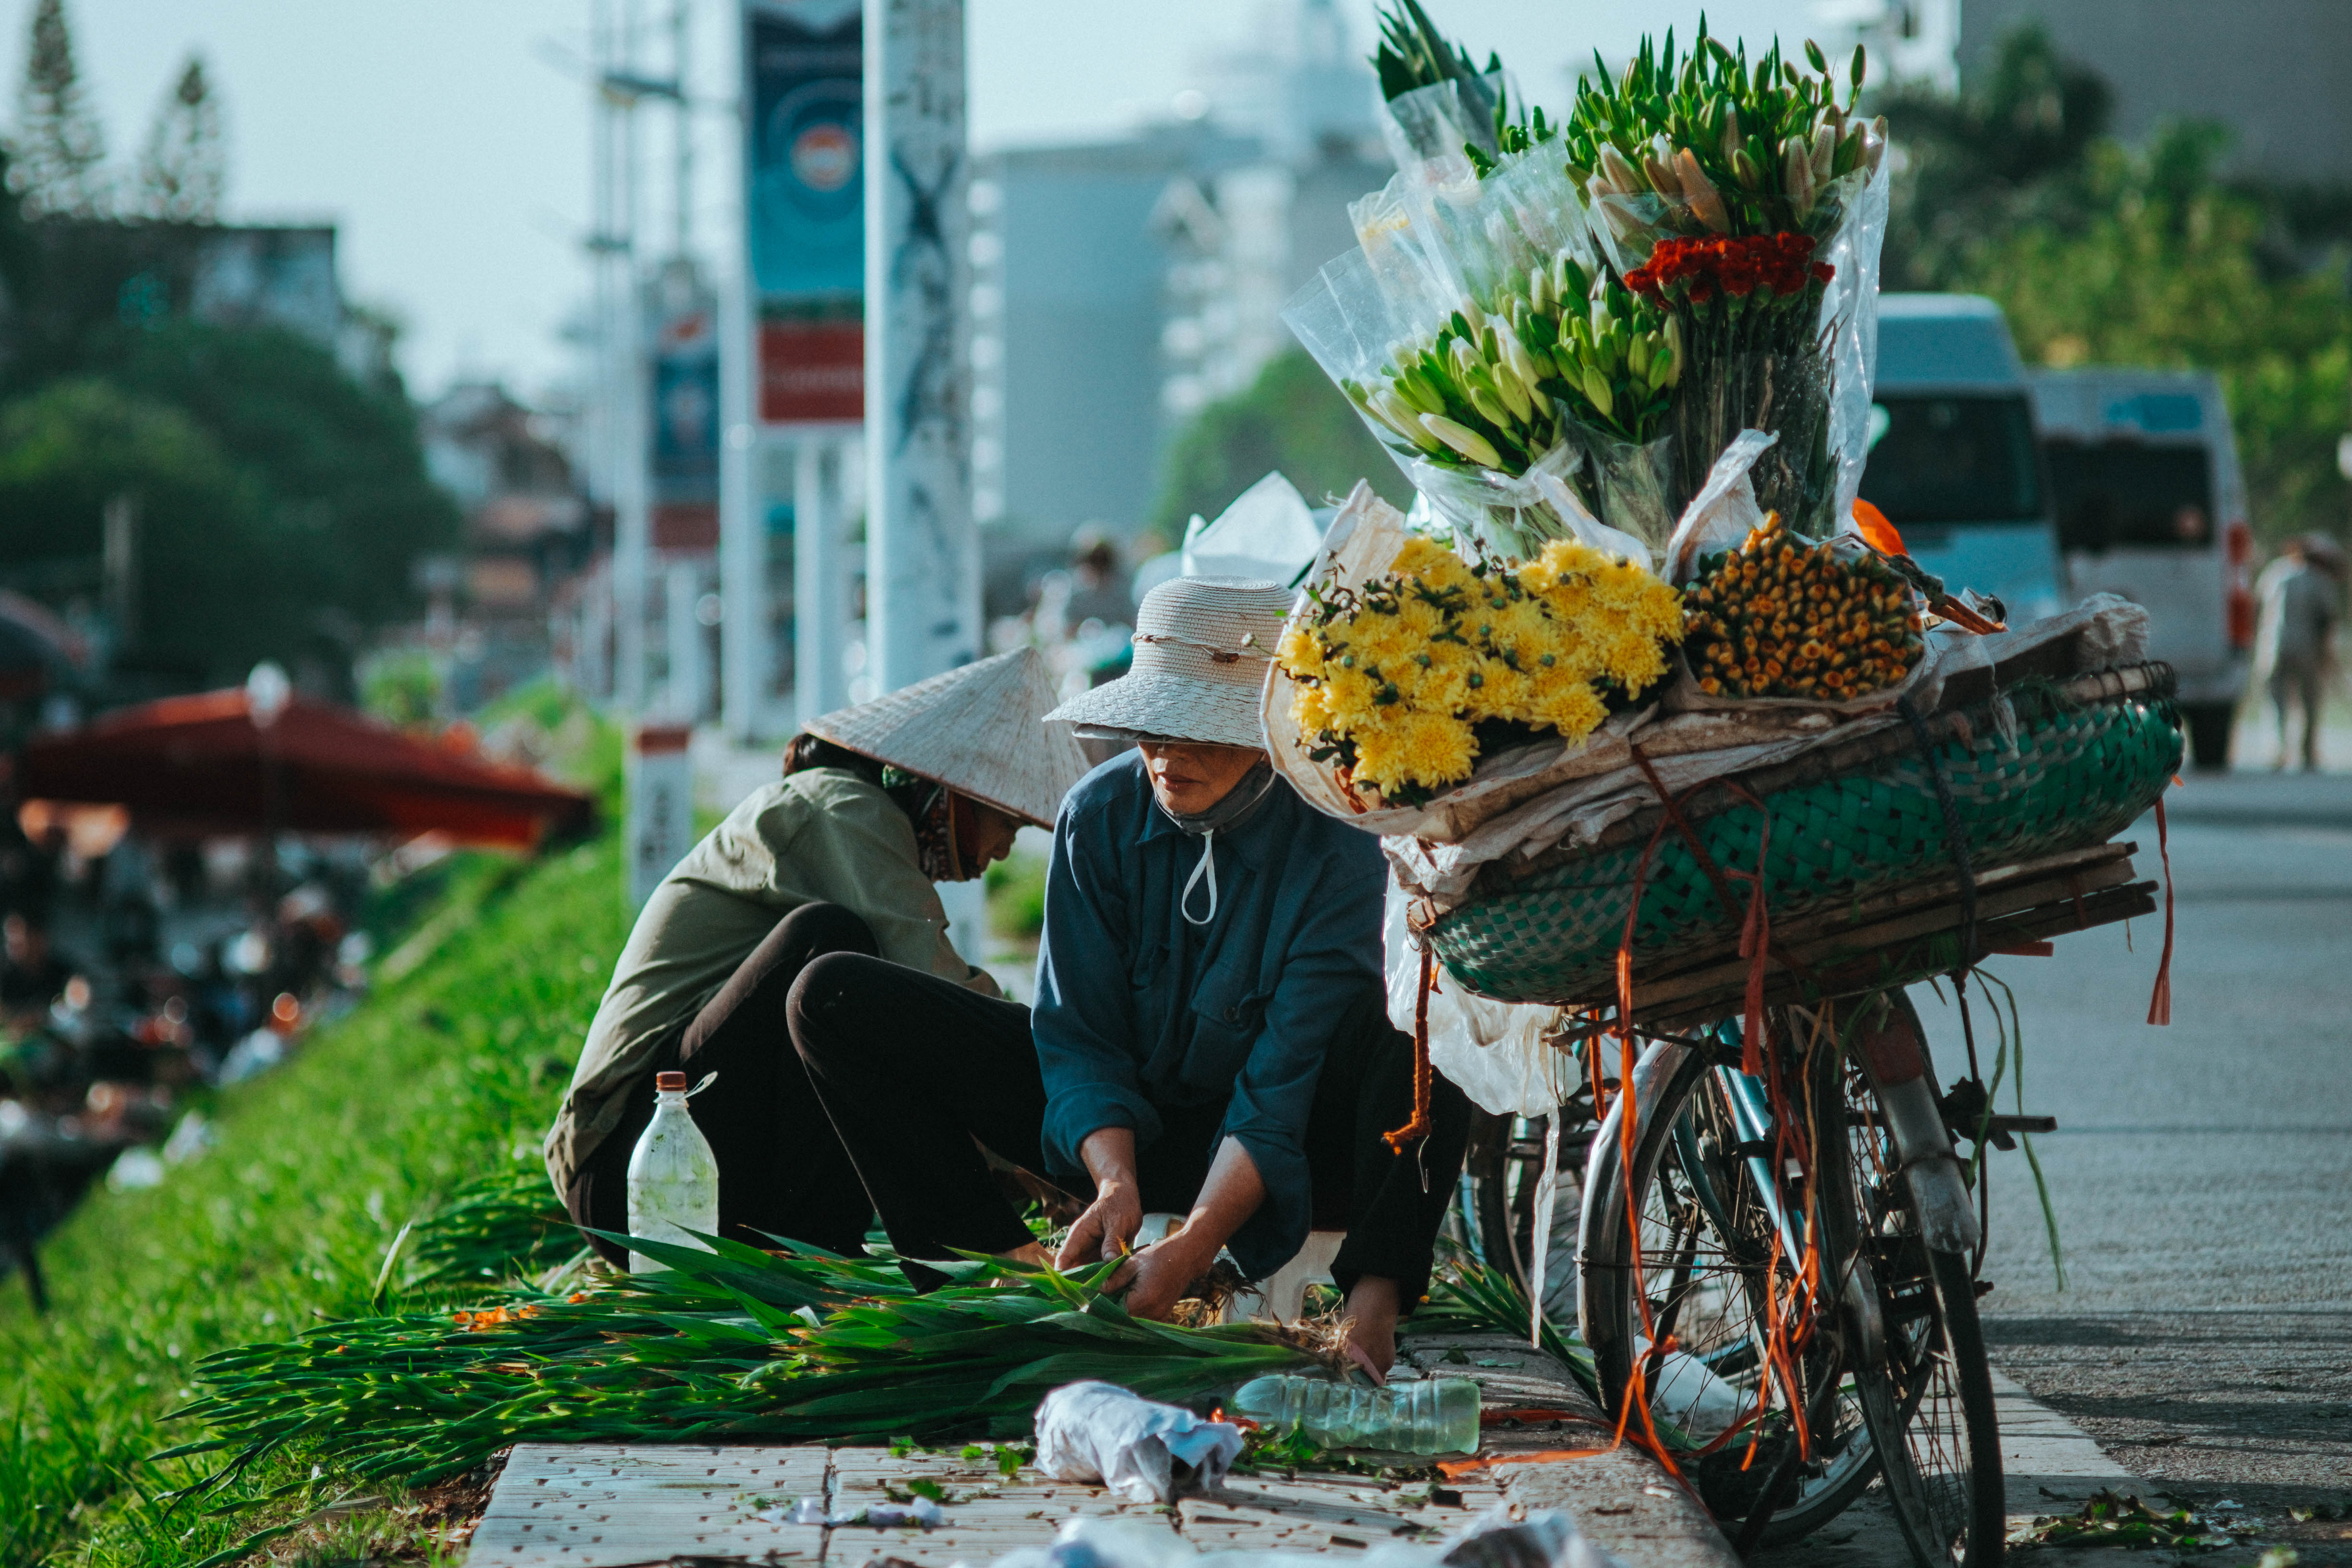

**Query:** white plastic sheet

left=1382, top=880, right=1568, bottom=1120
left=1033, top=1382, right=1243, bottom=1504
left=985, top=1505, right=1630, bottom=1568
left=1183, top=472, right=1323, bottom=586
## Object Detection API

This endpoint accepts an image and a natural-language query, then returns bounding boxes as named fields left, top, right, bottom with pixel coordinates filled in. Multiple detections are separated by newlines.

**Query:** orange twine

left=1382, top=944, right=1437, bottom=1152
left=2146, top=796, right=2175, bottom=1026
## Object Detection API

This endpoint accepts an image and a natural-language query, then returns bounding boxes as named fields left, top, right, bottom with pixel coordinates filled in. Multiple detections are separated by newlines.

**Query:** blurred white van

left=1861, top=296, right=2070, bottom=630
left=2026, top=368, right=2252, bottom=767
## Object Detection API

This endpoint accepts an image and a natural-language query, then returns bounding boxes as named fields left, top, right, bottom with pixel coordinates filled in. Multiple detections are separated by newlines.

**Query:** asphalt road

left=1956, top=770, right=2352, bottom=1529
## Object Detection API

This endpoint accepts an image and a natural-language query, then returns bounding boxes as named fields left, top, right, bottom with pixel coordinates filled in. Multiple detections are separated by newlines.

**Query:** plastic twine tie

left=1381, top=946, right=1436, bottom=1153
left=1179, top=832, right=1219, bottom=926
left=2146, top=796, right=2175, bottom=1025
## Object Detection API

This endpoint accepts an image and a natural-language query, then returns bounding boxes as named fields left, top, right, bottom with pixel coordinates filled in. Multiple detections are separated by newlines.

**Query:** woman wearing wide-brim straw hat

left=547, top=647, right=1090, bottom=1265
left=788, top=578, right=1470, bottom=1382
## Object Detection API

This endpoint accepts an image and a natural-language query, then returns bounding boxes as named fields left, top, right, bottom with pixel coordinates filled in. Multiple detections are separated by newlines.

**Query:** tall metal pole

left=862, top=0, right=977, bottom=696
left=671, top=0, right=693, bottom=257
left=610, top=2, right=652, bottom=714
left=718, top=0, right=763, bottom=741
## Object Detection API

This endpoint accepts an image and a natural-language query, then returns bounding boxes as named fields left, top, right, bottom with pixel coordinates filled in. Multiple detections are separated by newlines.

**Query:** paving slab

left=466, top=1444, right=828, bottom=1566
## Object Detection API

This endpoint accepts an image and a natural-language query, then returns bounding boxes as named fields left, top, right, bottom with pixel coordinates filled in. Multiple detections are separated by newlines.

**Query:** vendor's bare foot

left=1343, top=1276, right=1401, bottom=1384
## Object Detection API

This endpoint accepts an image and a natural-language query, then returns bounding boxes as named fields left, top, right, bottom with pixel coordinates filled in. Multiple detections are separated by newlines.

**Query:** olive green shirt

left=543, top=767, right=998, bottom=1193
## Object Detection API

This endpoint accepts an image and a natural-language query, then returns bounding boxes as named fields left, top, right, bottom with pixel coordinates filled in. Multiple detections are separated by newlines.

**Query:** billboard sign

left=747, top=0, right=863, bottom=425
left=649, top=267, right=721, bottom=549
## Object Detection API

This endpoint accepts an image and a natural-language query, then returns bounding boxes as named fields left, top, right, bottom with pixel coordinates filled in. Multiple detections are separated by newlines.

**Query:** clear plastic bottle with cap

left=1228, top=1373, right=1481, bottom=1455
left=626, top=1069, right=718, bottom=1274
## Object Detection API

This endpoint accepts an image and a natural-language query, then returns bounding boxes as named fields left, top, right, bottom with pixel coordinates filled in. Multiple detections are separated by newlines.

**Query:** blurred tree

left=1150, top=348, right=1408, bottom=536
left=137, top=54, right=225, bottom=223
left=0, top=378, right=283, bottom=684
left=1876, top=24, right=2113, bottom=292
left=108, top=319, right=460, bottom=633
left=360, top=649, right=442, bottom=729
left=1966, top=127, right=2352, bottom=547
left=0, top=323, right=460, bottom=691
left=1874, top=26, right=2352, bottom=545
left=10, top=0, right=107, bottom=218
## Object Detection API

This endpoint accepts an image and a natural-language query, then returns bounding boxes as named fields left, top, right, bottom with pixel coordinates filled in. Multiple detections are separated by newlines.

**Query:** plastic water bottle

left=1229, top=1374, right=1481, bottom=1455
left=626, top=1070, right=718, bottom=1274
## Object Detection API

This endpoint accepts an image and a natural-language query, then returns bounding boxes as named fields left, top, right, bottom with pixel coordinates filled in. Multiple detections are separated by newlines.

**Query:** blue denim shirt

left=1032, top=750, right=1387, bottom=1279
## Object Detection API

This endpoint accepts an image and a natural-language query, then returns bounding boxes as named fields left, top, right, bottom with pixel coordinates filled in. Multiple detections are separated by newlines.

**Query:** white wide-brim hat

left=803, top=647, right=1090, bottom=828
left=1044, top=577, right=1292, bottom=750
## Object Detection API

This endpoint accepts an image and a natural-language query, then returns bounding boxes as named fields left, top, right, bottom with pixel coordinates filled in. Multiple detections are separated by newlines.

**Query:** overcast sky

left=19, top=0, right=1828, bottom=400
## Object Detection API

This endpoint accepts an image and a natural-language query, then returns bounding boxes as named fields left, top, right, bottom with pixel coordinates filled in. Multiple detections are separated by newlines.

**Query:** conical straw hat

left=803, top=647, right=1089, bottom=828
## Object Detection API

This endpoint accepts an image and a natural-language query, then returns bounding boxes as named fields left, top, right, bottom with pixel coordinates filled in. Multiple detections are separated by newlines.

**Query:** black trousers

left=567, top=902, right=881, bottom=1265
left=787, top=952, right=1471, bottom=1307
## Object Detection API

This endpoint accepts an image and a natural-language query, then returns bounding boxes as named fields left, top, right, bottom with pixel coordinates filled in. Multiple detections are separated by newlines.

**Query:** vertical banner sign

left=627, top=723, right=697, bottom=908
left=747, top=0, right=865, bottom=424
left=649, top=268, right=722, bottom=550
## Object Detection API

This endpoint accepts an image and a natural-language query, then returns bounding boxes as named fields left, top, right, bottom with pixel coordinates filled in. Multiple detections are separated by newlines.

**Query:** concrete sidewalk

left=458, top=1330, right=1738, bottom=1568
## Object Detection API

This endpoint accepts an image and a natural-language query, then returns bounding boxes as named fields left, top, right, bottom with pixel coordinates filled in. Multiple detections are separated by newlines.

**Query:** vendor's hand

left=1117, top=1231, right=1213, bottom=1322
left=1343, top=1276, right=1402, bottom=1384
left=1056, top=1179, right=1141, bottom=1270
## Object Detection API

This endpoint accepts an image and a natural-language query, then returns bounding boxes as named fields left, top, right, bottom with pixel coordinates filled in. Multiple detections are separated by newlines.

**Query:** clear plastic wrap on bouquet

left=1816, top=163, right=1893, bottom=527
left=1629, top=164, right=1892, bottom=530
left=1555, top=416, right=1676, bottom=560
left=1377, top=72, right=1505, bottom=171
left=1285, top=148, right=1620, bottom=566
left=1406, top=437, right=1656, bottom=567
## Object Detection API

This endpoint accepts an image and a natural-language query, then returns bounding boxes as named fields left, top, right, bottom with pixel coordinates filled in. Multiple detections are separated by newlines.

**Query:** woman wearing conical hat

left=545, top=648, right=1090, bottom=1264
left=788, top=579, right=1471, bottom=1380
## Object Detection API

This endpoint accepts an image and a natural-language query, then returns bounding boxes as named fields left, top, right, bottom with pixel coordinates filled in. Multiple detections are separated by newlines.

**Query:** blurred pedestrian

left=1062, top=524, right=1136, bottom=630
left=2254, top=535, right=2343, bottom=771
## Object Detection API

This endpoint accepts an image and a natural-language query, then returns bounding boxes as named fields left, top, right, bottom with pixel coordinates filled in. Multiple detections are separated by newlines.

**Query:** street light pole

left=863, top=0, right=982, bottom=964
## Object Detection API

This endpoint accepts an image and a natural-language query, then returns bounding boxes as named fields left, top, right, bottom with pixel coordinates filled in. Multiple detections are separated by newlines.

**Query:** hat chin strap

left=1180, top=833, right=1221, bottom=927
left=1161, top=760, right=1276, bottom=928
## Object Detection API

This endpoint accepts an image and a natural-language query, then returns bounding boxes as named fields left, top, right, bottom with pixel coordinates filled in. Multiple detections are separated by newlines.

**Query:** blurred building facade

left=414, top=383, right=594, bottom=710
left=968, top=0, right=1385, bottom=599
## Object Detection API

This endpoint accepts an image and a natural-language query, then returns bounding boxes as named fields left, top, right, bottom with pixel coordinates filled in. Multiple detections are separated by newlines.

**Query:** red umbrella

left=19, top=688, right=596, bottom=848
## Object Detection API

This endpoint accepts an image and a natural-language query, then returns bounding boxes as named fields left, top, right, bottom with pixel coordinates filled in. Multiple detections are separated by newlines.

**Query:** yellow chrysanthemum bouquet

left=1276, top=535, right=1685, bottom=806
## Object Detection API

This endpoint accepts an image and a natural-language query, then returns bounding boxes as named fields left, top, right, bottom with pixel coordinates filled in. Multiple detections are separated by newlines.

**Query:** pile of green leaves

left=2007, top=1489, right=2244, bottom=1551
left=379, top=1158, right=590, bottom=1299
left=164, top=1236, right=1332, bottom=1497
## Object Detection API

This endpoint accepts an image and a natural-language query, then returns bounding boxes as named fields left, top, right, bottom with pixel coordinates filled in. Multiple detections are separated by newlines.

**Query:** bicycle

left=1455, top=988, right=2016, bottom=1567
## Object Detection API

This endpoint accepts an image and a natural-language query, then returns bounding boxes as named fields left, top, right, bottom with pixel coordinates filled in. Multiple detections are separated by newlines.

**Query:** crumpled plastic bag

left=985, top=1504, right=1629, bottom=1568
left=1033, top=1382, right=1244, bottom=1504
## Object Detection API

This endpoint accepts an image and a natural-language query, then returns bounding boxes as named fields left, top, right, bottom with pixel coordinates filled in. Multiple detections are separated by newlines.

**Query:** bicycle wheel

left=1825, top=995, right=2007, bottom=1568
left=1580, top=1036, right=1879, bottom=1545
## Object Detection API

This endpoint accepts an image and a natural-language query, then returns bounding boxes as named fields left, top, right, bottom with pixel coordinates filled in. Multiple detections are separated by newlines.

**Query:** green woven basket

left=1426, top=670, right=2182, bottom=1005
